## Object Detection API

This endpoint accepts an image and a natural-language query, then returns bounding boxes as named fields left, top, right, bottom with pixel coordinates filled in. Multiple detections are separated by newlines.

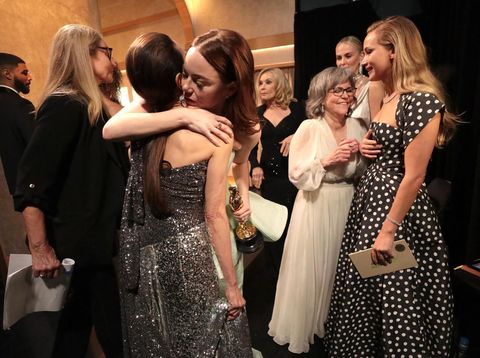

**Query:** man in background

left=0, top=52, right=36, bottom=196
left=0, top=53, right=55, bottom=358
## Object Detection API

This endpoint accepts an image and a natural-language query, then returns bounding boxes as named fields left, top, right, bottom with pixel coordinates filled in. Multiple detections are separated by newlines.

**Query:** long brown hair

left=367, top=16, right=458, bottom=147
left=126, top=32, right=183, bottom=217
left=192, top=29, right=259, bottom=136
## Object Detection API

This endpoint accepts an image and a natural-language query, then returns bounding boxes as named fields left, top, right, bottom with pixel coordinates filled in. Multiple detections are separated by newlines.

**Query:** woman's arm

left=103, top=99, right=233, bottom=145
left=15, top=97, right=84, bottom=278
left=204, top=139, right=245, bottom=320
left=22, top=207, right=61, bottom=278
left=231, top=129, right=261, bottom=221
left=371, top=113, right=440, bottom=264
left=288, top=121, right=326, bottom=191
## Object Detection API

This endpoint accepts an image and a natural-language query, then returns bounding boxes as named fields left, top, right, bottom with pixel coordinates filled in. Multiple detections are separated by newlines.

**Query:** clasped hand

left=322, top=138, right=359, bottom=168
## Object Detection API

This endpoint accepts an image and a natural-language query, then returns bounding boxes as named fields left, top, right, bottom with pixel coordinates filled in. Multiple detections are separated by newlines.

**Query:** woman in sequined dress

left=114, top=33, right=253, bottom=357
left=249, top=68, right=305, bottom=273
left=325, top=17, right=458, bottom=357
left=104, top=30, right=261, bottom=293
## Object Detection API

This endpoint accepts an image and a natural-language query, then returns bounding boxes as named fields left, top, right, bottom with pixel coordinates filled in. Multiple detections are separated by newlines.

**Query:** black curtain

left=294, top=0, right=379, bottom=101
left=294, top=0, right=480, bottom=266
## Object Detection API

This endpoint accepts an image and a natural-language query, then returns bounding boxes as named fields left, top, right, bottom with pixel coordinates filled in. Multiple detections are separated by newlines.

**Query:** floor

left=243, top=246, right=327, bottom=358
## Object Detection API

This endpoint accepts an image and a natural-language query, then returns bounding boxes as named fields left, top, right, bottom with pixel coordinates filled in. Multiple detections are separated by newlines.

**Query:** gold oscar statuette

left=228, top=185, right=263, bottom=253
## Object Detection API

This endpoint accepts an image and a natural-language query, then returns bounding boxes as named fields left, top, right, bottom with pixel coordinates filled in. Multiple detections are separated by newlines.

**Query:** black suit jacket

left=0, top=86, right=36, bottom=194
left=14, top=95, right=129, bottom=268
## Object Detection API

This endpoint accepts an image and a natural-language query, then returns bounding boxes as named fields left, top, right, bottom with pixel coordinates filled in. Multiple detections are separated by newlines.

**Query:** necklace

left=383, top=91, right=398, bottom=104
left=353, top=73, right=363, bottom=83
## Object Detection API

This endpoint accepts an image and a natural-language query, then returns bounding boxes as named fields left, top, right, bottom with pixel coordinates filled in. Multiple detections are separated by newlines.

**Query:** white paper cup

left=62, top=258, right=75, bottom=274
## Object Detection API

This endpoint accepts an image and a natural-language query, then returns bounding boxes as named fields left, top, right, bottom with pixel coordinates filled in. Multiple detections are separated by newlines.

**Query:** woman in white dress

left=336, top=35, right=384, bottom=126
left=268, top=67, right=367, bottom=354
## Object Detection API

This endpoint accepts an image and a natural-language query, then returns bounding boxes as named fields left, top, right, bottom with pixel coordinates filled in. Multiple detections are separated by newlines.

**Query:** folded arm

left=103, top=99, right=233, bottom=145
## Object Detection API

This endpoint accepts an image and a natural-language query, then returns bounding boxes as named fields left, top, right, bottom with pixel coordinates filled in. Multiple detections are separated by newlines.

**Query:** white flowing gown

left=268, top=117, right=367, bottom=354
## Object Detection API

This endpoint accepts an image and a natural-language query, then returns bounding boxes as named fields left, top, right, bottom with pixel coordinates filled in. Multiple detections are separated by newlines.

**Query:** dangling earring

left=320, top=103, right=325, bottom=115
left=179, top=92, right=187, bottom=107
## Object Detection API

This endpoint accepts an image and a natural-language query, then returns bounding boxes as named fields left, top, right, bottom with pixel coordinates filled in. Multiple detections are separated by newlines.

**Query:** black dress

left=325, top=92, right=453, bottom=357
left=250, top=101, right=305, bottom=212
left=249, top=101, right=305, bottom=271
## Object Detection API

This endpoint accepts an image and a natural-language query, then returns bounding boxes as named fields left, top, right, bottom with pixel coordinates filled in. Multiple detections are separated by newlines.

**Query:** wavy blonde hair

left=38, top=24, right=104, bottom=125
left=256, top=67, right=294, bottom=109
left=367, top=16, right=458, bottom=146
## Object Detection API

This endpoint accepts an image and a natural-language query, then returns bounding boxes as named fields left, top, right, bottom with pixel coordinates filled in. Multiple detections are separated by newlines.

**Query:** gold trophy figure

left=228, top=185, right=263, bottom=253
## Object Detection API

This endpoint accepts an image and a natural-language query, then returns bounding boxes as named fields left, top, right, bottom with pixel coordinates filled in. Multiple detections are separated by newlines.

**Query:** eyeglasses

left=97, top=46, right=113, bottom=60
left=329, top=87, right=355, bottom=97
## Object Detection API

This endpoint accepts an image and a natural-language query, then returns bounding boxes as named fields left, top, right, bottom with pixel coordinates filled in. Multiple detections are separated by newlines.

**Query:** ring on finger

left=217, top=122, right=222, bottom=130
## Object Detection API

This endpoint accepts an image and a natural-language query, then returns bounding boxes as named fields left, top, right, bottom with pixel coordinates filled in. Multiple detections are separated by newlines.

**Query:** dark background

left=293, top=0, right=480, bottom=354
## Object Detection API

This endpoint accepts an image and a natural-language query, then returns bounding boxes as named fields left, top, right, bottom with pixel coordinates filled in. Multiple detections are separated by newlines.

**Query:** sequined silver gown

left=119, top=142, right=253, bottom=358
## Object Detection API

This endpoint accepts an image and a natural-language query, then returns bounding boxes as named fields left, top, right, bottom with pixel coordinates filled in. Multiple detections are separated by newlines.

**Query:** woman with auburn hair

left=325, top=16, right=457, bottom=357
left=104, top=29, right=260, bottom=293
left=14, top=24, right=128, bottom=357
left=118, top=32, right=252, bottom=357
left=335, top=35, right=384, bottom=126
left=249, top=67, right=305, bottom=273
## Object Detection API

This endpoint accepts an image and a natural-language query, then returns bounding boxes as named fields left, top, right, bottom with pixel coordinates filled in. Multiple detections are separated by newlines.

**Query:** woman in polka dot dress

left=325, top=16, right=458, bottom=357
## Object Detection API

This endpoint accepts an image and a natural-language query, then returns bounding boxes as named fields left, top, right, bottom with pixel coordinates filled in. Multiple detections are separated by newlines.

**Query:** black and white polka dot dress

left=324, top=92, right=453, bottom=357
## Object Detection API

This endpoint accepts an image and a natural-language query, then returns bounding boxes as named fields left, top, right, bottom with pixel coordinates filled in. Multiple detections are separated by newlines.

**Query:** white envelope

left=348, top=240, right=418, bottom=278
left=3, top=254, right=75, bottom=330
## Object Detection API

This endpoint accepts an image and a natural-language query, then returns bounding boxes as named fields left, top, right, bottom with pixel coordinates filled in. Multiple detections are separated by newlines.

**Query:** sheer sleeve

left=288, top=120, right=326, bottom=191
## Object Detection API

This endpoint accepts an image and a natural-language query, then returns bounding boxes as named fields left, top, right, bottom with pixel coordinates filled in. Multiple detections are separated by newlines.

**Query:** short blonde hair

left=256, top=67, right=294, bottom=108
left=336, top=36, right=363, bottom=53
left=38, top=24, right=104, bottom=125
left=306, top=67, right=354, bottom=118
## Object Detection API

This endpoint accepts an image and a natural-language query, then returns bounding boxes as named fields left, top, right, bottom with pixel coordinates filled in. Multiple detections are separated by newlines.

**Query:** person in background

left=0, top=53, right=35, bottom=197
left=326, top=16, right=457, bottom=357
left=249, top=67, right=305, bottom=274
left=268, top=67, right=366, bottom=353
left=14, top=24, right=129, bottom=358
left=336, top=35, right=384, bottom=126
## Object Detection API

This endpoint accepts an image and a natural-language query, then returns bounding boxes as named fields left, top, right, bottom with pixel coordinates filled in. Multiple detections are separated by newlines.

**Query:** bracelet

left=386, top=215, right=401, bottom=227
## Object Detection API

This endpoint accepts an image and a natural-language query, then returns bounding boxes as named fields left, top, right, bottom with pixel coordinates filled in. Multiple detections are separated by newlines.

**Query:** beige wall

left=1, top=0, right=101, bottom=106
left=1, top=0, right=295, bottom=103
left=185, top=0, right=294, bottom=40
left=98, top=0, right=186, bottom=67
left=99, top=0, right=295, bottom=86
